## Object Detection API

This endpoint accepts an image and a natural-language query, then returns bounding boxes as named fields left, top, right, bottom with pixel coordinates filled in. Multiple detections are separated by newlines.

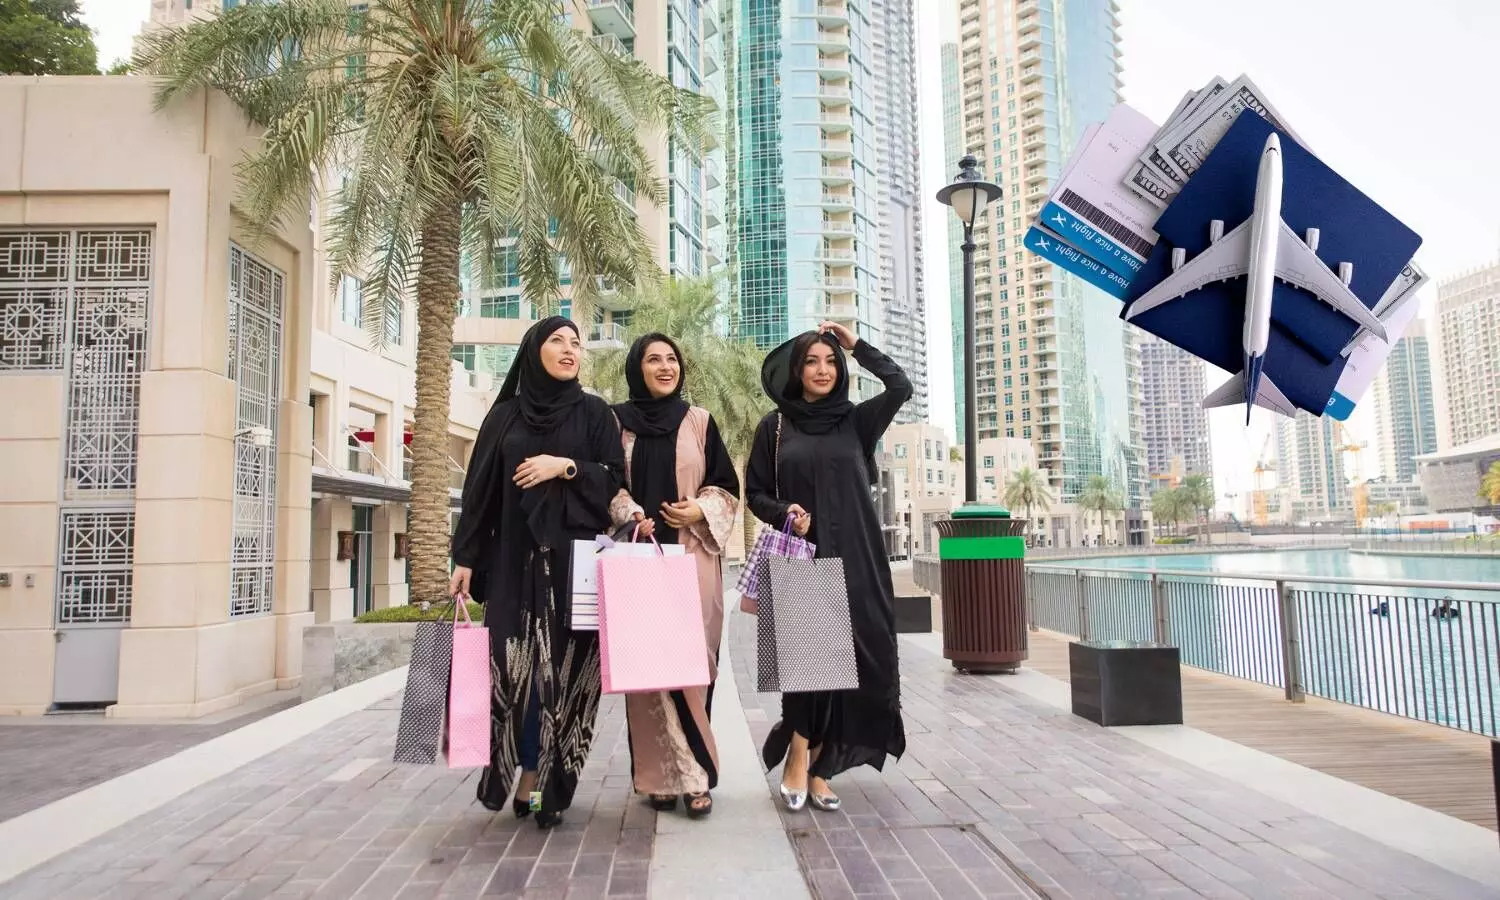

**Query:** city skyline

left=85, top=0, right=1500, bottom=511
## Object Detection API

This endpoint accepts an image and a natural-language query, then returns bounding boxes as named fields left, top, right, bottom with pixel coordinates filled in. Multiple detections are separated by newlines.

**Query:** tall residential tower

left=1371, top=318, right=1438, bottom=483
left=1139, top=332, right=1212, bottom=484
left=868, top=0, right=927, bottom=422
left=1434, top=259, right=1500, bottom=449
left=948, top=0, right=1146, bottom=518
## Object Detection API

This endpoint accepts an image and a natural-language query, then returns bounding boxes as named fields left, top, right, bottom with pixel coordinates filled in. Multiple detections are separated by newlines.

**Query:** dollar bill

left=1339, top=261, right=1428, bottom=357
left=1157, top=74, right=1307, bottom=183
left=1124, top=78, right=1227, bottom=204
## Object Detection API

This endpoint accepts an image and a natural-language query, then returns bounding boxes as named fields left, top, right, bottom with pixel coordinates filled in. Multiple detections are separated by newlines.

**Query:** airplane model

left=1124, top=132, right=1388, bottom=424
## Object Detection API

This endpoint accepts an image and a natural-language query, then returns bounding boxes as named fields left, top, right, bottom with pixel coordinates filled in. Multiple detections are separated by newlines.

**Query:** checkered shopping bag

left=735, top=514, right=815, bottom=614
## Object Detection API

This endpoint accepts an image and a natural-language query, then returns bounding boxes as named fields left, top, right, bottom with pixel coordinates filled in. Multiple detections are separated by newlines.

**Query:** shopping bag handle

left=452, top=595, right=476, bottom=627
left=781, top=513, right=798, bottom=535
left=630, top=522, right=668, bottom=556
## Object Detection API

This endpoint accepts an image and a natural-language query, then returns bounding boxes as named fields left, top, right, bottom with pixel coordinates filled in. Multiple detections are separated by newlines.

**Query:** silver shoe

left=808, top=792, right=841, bottom=812
left=779, top=783, right=807, bottom=812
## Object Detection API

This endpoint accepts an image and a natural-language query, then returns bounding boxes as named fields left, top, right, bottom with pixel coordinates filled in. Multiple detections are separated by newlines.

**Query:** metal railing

left=1349, top=535, right=1500, bottom=556
left=1026, top=563, right=1500, bottom=737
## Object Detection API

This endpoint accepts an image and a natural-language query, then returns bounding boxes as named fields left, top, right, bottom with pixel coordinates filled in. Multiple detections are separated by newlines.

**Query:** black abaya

left=452, top=343, right=625, bottom=817
left=745, top=339, right=913, bottom=778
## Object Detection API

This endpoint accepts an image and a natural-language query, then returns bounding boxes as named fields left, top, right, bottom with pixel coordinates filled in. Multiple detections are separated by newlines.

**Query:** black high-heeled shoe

left=535, top=809, right=564, bottom=830
left=512, top=798, right=532, bottom=819
left=648, top=794, right=678, bottom=812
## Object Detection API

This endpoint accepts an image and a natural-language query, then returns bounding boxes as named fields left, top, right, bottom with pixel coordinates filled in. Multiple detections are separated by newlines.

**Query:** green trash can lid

left=951, top=504, right=1011, bottom=519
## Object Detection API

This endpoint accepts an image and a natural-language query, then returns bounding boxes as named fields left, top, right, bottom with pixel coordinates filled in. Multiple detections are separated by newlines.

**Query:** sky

left=86, top=1, right=1500, bottom=512
left=917, top=0, right=1500, bottom=512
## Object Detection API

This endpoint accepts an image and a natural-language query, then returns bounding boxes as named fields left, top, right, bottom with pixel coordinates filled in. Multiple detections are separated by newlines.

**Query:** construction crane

left=1335, top=422, right=1369, bottom=527
left=1251, top=434, right=1275, bottom=526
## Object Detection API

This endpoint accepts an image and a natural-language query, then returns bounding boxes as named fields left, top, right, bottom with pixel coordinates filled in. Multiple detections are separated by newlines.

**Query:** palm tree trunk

left=408, top=200, right=462, bottom=606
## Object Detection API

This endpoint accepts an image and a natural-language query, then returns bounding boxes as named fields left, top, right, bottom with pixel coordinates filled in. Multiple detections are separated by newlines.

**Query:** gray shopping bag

left=756, top=556, right=859, bottom=694
left=393, top=619, right=454, bottom=764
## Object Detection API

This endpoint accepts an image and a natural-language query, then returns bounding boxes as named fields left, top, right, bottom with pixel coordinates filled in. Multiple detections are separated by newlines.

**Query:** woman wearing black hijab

left=608, top=333, right=740, bottom=819
left=450, top=316, right=625, bottom=829
left=744, top=320, right=913, bottom=812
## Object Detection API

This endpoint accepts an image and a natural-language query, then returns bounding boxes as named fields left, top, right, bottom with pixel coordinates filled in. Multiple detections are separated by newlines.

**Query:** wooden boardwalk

left=891, top=567, right=1499, bottom=832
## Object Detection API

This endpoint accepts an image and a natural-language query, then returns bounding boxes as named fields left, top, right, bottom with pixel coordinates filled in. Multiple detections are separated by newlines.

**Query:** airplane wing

left=1201, top=369, right=1297, bottom=418
left=1273, top=222, right=1388, bottom=341
left=1124, top=220, right=1251, bottom=320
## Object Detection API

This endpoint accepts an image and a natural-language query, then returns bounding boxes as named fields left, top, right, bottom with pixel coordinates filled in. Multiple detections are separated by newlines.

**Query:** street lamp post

left=937, top=155, right=1002, bottom=504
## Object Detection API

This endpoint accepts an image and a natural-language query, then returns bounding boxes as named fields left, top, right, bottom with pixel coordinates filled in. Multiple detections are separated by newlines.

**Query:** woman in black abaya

left=745, top=320, right=913, bottom=811
left=450, top=317, right=625, bottom=829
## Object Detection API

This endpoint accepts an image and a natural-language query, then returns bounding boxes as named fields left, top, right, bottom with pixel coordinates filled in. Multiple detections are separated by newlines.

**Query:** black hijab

left=497, top=316, right=584, bottom=433
left=614, top=333, right=692, bottom=542
left=762, top=330, right=875, bottom=482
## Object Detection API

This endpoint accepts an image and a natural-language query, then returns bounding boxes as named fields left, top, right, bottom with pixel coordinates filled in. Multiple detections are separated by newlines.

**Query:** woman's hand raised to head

left=786, top=503, right=812, bottom=537
left=514, top=455, right=575, bottom=489
left=817, top=321, right=857, bottom=351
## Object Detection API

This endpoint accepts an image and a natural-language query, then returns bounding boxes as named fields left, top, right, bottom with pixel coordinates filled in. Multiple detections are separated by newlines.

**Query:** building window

left=983, top=455, right=995, bottom=468
left=339, top=275, right=363, bottom=327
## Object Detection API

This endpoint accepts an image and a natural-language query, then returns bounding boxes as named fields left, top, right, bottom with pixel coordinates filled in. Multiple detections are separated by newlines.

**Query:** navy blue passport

left=1121, top=114, right=1420, bottom=413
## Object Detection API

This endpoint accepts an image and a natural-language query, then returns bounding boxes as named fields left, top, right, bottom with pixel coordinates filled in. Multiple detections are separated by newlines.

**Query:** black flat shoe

left=512, top=798, right=532, bottom=819
left=648, top=794, right=678, bottom=811
left=535, top=810, right=564, bottom=830
left=685, top=791, right=713, bottom=819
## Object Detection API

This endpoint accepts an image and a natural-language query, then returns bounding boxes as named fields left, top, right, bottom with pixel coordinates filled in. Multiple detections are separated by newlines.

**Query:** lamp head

left=936, top=155, right=1002, bottom=226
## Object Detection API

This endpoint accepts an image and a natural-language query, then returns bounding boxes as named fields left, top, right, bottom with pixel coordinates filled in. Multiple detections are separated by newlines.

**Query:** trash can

left=934, top=505, right=1028, bottom=674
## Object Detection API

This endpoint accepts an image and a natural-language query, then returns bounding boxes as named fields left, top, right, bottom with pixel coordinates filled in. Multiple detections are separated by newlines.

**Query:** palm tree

left=1150, top=486, right=1186, bottom=537
left=1481, top=461, right=1500, bottom=506
left=584, top=277, right=770, bottom=556
left=1180, top=473, right=1214, bottom=540
left=136, top=1, right=712, bottom=604
left=1003, top=467, right=1052, bottom=545
left=1079, top=475, right=1122, bottom=546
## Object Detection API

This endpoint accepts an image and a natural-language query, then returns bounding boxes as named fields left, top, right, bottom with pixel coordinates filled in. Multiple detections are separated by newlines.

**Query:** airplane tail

left=1202, top=367, right=1295, bottom=420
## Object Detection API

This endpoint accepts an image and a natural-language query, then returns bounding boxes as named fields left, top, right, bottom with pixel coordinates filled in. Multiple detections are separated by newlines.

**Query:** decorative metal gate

left=0, top=229, right=153, bottom=705
left=227, top=245, right=283, bottom=618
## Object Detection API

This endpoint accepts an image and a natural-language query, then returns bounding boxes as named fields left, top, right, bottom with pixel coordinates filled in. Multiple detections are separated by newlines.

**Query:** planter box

left=1068, top=640, right=1182, bottom=727
left=301, top=622, right=422, bottom=703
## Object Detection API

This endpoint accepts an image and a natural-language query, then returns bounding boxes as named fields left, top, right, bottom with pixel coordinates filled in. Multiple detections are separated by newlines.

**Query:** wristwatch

left=563, top=460, right=578, bottom=480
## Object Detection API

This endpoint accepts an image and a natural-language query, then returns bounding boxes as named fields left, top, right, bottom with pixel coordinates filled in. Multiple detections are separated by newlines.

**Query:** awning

left=311, top=467, right=463, bottom=507
left=351, top=430, right=413, bottom=445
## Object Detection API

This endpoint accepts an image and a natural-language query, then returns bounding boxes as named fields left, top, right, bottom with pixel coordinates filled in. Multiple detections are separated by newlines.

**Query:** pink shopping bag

left=597, top=536, right=710, bottom=694
left=446, top=599, right=491, bottom=768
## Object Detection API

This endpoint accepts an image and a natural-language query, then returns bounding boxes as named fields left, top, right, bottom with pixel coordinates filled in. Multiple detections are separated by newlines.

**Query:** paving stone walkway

left=729, top=610, right=1500, bottom=900
left=0, top=695, right=652, bottom=899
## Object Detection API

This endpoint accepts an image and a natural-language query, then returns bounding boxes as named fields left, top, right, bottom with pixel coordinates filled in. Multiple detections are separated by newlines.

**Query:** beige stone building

left=0, top=77, right=321, bottom=716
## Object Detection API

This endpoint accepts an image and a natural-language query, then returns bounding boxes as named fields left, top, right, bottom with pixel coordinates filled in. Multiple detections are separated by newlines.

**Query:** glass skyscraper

left=728, top=0, right=884, bottom=400
left=950, top=0, right=1145, bottom=513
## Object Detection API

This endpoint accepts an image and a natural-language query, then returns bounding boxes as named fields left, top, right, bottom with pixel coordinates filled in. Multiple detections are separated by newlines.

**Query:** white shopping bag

left=569, top=534, right=683, bottom=630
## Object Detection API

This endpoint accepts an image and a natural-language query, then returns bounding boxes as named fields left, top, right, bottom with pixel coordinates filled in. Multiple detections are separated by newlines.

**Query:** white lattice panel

left=57, top=509, right=135, bottom=625
left=63, top=287, right=150, bottom=500
left=228, top=245, right=283, bottom=618
left=0, top=232, right=71, bottom=371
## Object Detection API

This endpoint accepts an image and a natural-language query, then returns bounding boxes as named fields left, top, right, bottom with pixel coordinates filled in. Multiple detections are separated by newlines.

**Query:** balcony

left=816, top=246, right=855, bottom=262
left=1021, top=79, right=1043, bottom=101
left=587, top=0, right=635, bottom=39
left=818, top=275, right=857, bottom=290
left=592, top=275, right=631, bottom=312
left=820, top=163, right=854, bottom=184
left=821, top=190, right=854, bottom=210
left=818, top=82, right=852, bottom=103
left=820, top=137, right=854, bottom=158
left=813, top=2, right=849, bottom=23
left=816, top=54, right=852, bottom=76
left=821, top=218, right=856, bottom=236
left=702, top=47, right=719, bottom=76
left=817, top=26, right=850, bottom=50
left=820, top=301, right=858, bottom=321
left=704, top=156, right=721, bottom=189
left=820, top=111, right=854, bottom=131
left=592, top=33, right=628, bottom=57
left=704, top=198, right=722, bottom=226
left=1019, top=32, right=1040, bottom=52
left=585, top=321, right=626, bottom=349
left=703, top=0, right=718, bottom=37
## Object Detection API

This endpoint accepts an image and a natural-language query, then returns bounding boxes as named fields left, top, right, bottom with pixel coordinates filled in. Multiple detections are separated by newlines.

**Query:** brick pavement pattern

left=0, top=704, right=296, bottom=824
left=0, top=695, right=655, bottom=899
left=729, top=610, right=1500, bottom=900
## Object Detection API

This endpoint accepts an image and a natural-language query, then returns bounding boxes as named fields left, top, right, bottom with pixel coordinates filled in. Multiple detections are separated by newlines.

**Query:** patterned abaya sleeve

left=687, top=415, right=741, bottom=556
